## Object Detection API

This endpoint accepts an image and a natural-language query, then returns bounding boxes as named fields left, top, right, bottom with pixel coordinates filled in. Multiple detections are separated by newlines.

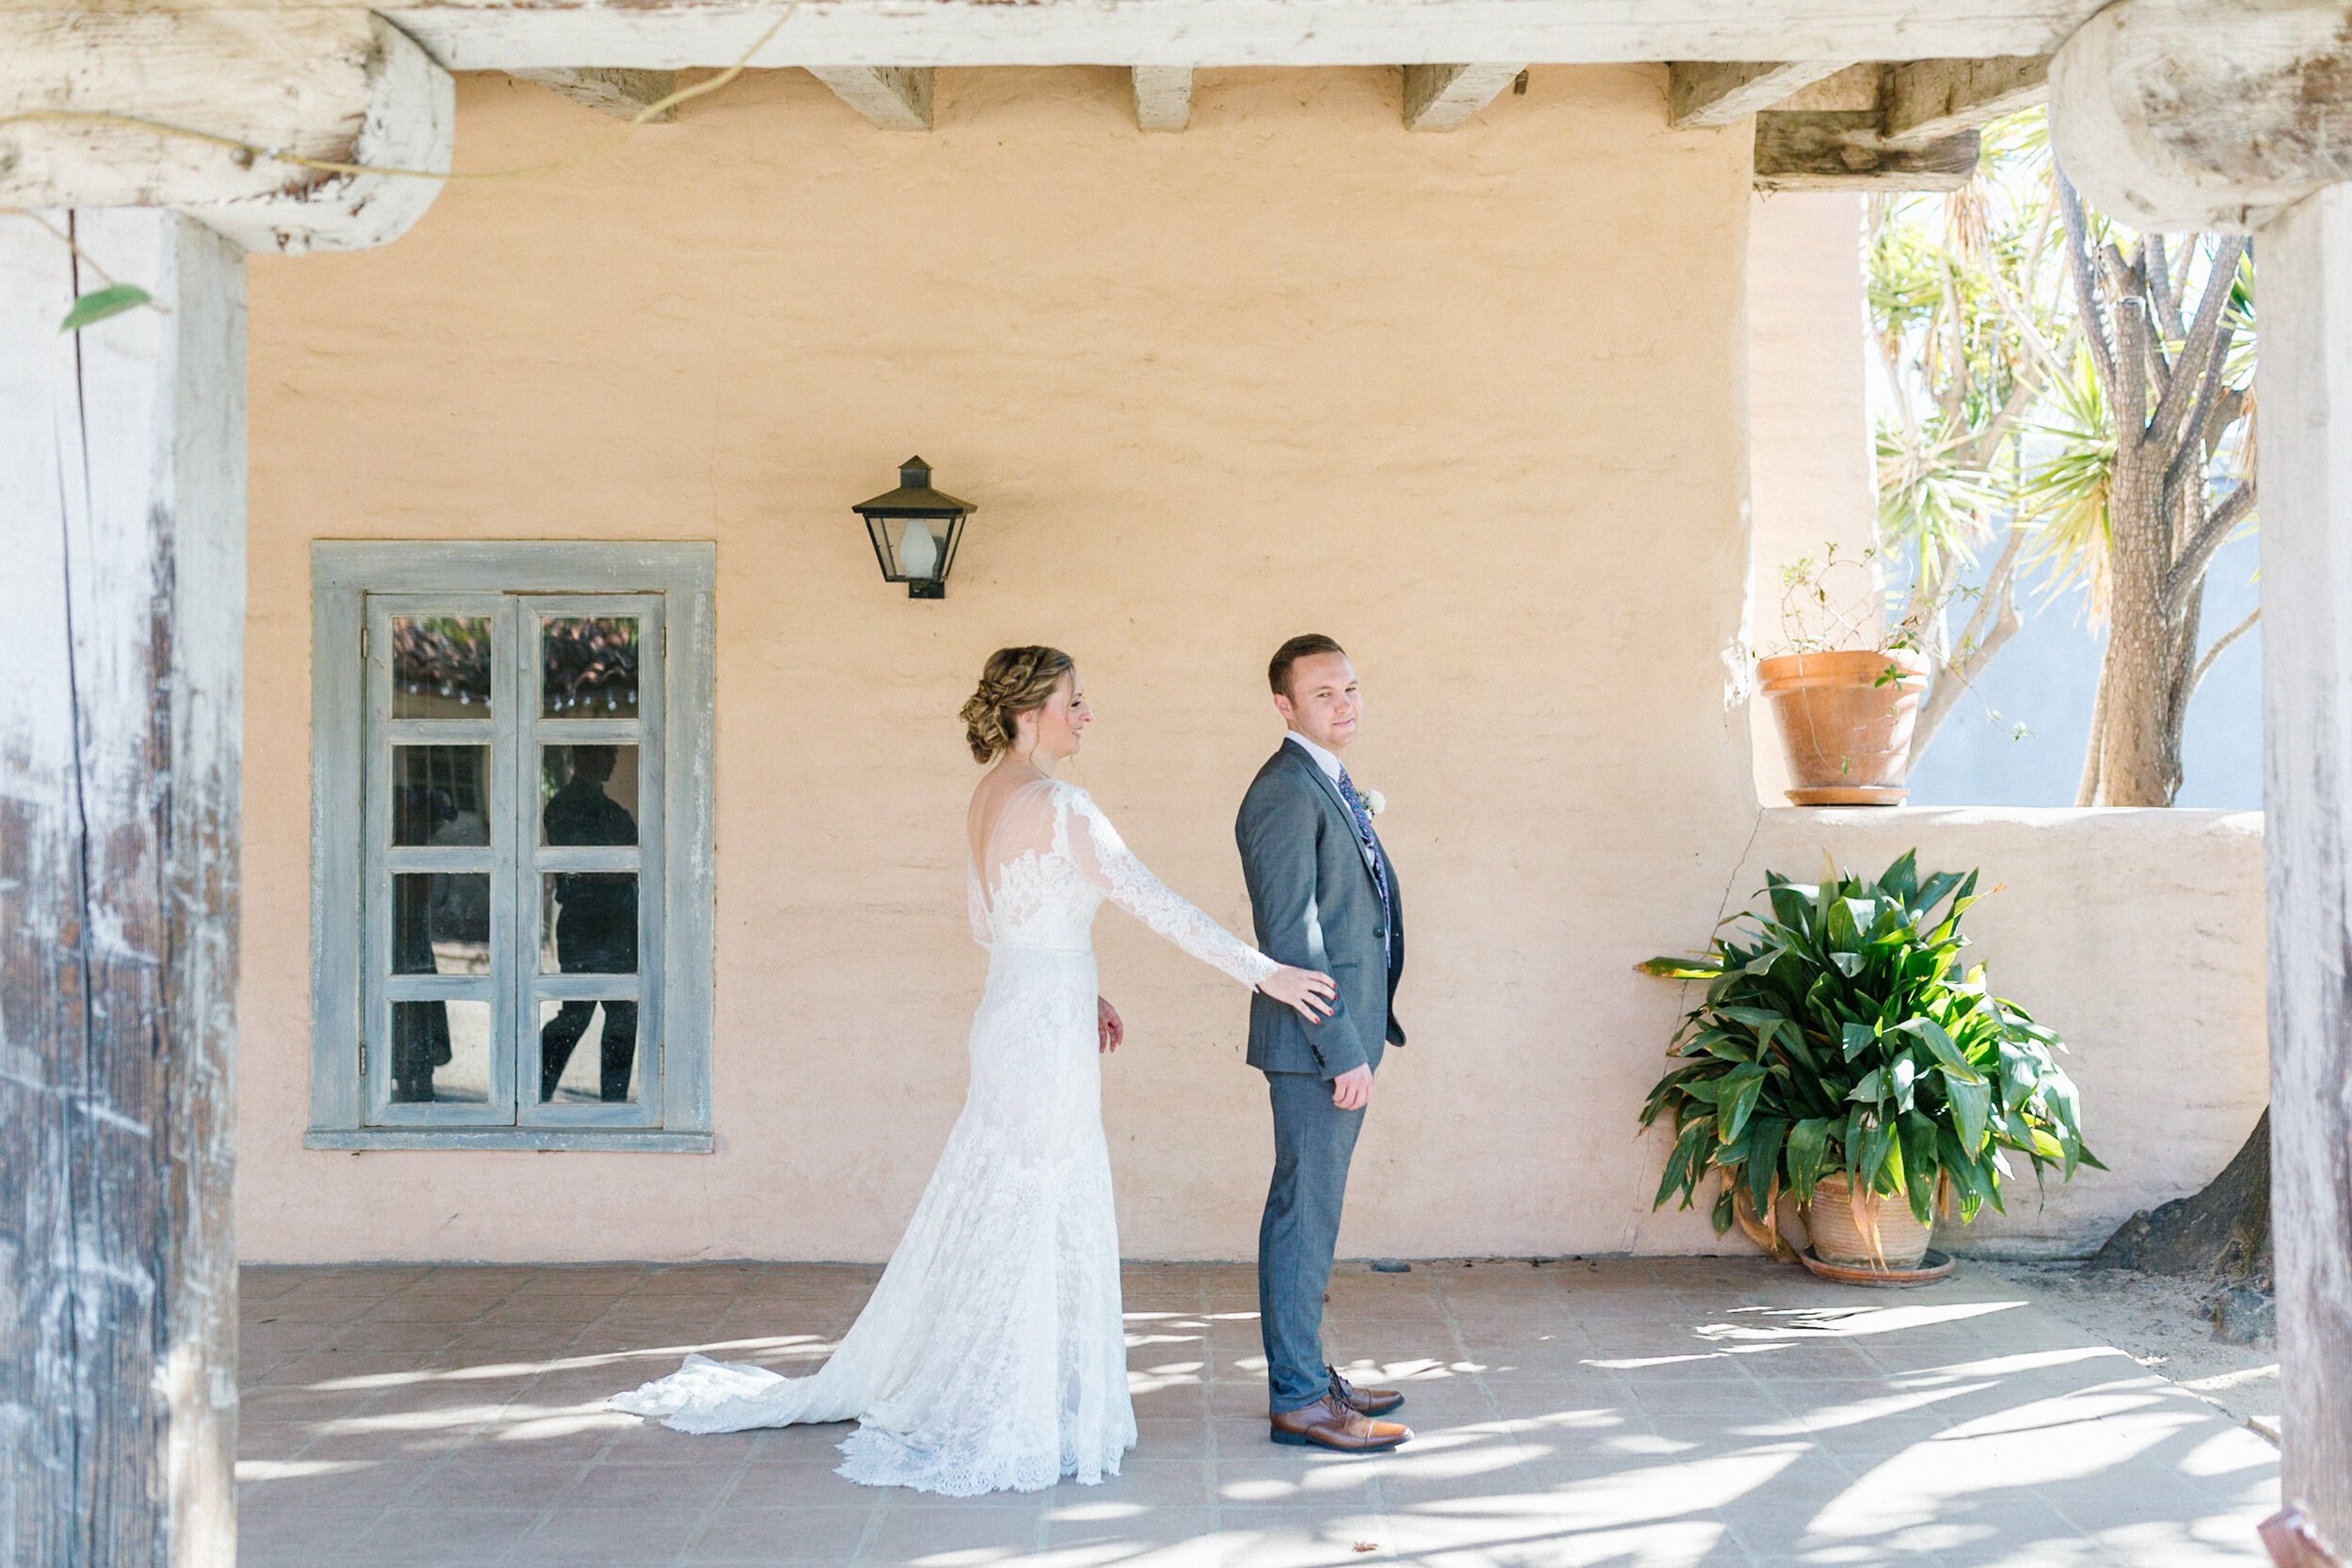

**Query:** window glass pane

left=392, top=874, right=491, bottom=974
left=389, top=999, right=491, bottom=1104
left=391, top=745, right=491, bottom=847
left=542, top=616, right=640, bottom=719
left=537, top=998, right=642, bottom=1104
left=391, top=616, right=493, bottom=718
left=540, top=745, right=640, bottom=847
left=541, top=873, right=637, bottom=975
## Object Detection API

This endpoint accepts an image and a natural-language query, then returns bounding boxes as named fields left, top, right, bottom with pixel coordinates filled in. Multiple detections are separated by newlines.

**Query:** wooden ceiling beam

left=1880, top=55, right=2048, bottom=144
left=1402, top=63, right=1522, bottom=132
left=1667, top=60, right=1852, bottom=129
left=1132, top=66, right=1193, bottom=132
left=0, top=9, right=453, bottom=254
left=2051, top=0, right=2352, bottom=231
left=1753, top=111, right=1979, bottom=191
left=509, top=67, right=678, bottom=120
left=806, top=65, right=933, bottom=130
left=373, top=2, right=2111, bottom=73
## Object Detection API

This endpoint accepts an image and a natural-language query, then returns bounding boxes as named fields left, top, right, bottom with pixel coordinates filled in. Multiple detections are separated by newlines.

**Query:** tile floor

left=236, top=1258, right=2280, bottom=1567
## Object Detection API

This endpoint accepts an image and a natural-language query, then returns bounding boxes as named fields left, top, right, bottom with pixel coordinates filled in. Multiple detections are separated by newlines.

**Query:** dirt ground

left=1988, top=1260, right=2281, bottom=1443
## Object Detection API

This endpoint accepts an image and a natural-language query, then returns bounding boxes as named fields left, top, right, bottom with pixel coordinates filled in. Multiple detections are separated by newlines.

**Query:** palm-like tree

left=2046, top=185, right=2255, bottom=806
left=1864, top=110, right=2257, bottom=803
left=1867, top=115, right=2074, bottom=761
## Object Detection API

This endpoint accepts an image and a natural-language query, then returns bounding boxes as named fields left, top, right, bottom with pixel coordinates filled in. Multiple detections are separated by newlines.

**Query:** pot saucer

left=1798, top=1247, right=1955, bottom=1286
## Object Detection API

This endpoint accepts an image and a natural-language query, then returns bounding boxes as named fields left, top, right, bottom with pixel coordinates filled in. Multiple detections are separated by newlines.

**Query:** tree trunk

left=2090, top=1110, right=2271, bottom=1281
left=2092, top=449, right=2182, bottom=804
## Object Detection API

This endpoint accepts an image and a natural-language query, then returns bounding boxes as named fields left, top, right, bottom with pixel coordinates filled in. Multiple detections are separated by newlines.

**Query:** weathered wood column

left=2052, top=1, right=2352, bottom=1555
left=2259, top=182, right=2352, bottom=1551
left=1, top=207, right=246, bottom=1568
left=1, top=14, right=451, bottom=1562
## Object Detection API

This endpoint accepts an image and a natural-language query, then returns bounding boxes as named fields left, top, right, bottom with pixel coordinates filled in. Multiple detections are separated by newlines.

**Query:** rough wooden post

left=0, top=208, right=246, bottom=1567
left=2260, top=181, right=2352, bottom=1558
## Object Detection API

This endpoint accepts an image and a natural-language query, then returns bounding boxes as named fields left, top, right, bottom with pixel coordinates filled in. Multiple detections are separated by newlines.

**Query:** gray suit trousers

left=1258, top=1069, right=1365, bottom=1414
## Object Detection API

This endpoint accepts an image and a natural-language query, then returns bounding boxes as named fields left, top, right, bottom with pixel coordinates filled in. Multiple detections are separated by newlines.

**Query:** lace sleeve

left=1059, top=787, right=1279, bottom=989
left=966, top=864, right=992, bottom=948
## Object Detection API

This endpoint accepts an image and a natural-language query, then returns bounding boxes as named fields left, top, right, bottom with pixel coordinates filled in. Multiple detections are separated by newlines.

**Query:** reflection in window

left=542, top=617, right=639, bottom=719
left=392, top=745, right=490, bottom=847
left=392, top=616, right=493, bottom=718
left=392, top=874, right=491, bottom=974
left=540, top=873, right=637, bottom=976
left=390, top=999, right=491, bottom=1103
left=541, top=745, right=639, bottom=847
left=539, top=997, right=639, bottom=1104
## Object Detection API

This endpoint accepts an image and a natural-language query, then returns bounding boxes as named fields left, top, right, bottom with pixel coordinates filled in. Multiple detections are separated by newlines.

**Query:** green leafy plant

left=1636, top=850, right=2102, bottom=1259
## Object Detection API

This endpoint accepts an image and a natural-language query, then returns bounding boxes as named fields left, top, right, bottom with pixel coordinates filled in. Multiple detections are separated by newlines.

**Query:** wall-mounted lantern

left=854, top=456, right=976, bottom=600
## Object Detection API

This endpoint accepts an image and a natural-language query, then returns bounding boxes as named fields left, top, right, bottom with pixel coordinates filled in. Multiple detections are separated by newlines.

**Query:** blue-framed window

left=308, top=544, right=715, bottom=1151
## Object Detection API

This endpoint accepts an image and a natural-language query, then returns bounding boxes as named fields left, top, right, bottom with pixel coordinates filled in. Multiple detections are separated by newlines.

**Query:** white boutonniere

left=1360, top=787, right=1387, bottom=816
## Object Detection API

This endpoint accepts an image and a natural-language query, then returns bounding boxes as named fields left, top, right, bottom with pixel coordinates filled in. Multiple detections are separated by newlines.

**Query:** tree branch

left=1958, top=354, right=2051, bottom=470
left=1934, top=256, right=1970, bottom=430
left=2116, top=294, right=2151, bottom=450
left=2163, top=478, right=2258, bottom=622
left=1979, top=256, right=2078, bottom=390
left=2161, top=577, right=2202, bottom=800
left=2058, top=177, right=2118, bottom=409
left=2189, top=605, right=2261, bottom=696
left=2075, top=672, right=2106, bottom=808
left=2150, top=235, right=2249, bottom=457
left=2147, top=232, right=2182, bottom=341
left=2163, top=323, right=2239, bottom=499
left=1910, top=531, right=2026, bottom=767
left=2127, top=240, right=2178, bottom=409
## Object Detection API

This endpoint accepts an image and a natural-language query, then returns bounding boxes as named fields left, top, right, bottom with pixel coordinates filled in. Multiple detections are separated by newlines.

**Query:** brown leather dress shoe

left=1328, top=1366, right=1406, bottom=1418
left=1269, top=1395, right=1411, bottom=1451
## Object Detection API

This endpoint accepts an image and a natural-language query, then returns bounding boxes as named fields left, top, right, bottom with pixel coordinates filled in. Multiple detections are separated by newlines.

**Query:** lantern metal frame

left=853, top=456, right=976, bottom=600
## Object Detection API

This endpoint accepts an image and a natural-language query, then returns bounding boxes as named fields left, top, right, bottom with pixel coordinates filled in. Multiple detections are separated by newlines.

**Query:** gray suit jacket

left=1235, top=738, right=1406, bottom=1080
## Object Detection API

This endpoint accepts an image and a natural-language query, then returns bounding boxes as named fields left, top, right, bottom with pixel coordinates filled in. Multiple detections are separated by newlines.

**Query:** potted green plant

left=1757, top=546, right=1933, bottom=805
left=1636, top=851, right=2102, bottom=1276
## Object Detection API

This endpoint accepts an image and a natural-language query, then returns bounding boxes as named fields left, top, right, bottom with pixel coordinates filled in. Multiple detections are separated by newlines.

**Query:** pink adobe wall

left=232, top=65, right=2265, bottom=1264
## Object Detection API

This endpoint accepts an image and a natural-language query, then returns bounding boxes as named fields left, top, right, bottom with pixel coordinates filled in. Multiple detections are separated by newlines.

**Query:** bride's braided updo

left=960, top=645, right=1075, bottom=764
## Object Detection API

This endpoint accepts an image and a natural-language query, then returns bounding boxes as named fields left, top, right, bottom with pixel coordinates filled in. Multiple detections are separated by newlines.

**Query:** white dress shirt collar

left=1284, top=729, right=1345, bottom=782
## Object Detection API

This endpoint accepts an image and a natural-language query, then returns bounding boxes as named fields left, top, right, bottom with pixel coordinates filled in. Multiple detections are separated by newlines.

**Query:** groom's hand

left=1330, top=1064, right=1374, bottom=1111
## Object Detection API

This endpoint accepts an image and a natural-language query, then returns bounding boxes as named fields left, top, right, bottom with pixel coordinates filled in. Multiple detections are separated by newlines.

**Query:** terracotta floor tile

left=230, top=1261, right=2277, bottom=1568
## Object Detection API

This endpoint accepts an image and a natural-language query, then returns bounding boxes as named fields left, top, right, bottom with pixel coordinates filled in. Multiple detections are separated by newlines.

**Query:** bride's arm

left=1060, top=788, right=1281, bottom=989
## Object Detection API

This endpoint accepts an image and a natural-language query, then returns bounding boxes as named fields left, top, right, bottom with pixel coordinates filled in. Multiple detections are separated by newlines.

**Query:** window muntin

left=358, top=591, right=665, bottom=1132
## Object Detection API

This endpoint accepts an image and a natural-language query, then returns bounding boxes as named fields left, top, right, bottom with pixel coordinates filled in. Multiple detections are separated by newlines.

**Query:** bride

left=611, top=645, right=1336, bottom=1496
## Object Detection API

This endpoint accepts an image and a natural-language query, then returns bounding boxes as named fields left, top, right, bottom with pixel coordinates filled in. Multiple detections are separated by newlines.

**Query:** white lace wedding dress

left=610, top=777, right=1277, bottom=1495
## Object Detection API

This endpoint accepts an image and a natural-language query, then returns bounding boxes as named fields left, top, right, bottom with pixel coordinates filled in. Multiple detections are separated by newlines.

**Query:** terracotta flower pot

left=1802, top=1172, right=1932, bottom=1270
left=1756, top=649, right=1931, bottom=806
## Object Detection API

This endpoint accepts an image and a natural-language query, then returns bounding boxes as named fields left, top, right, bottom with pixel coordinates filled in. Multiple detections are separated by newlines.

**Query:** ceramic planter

left=1802, top=1172, right=1932, bottom=1270
left=1756, top=649, right=1931, bottom=805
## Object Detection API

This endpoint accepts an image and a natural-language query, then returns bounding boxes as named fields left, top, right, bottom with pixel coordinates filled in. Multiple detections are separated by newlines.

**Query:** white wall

left=1744, top=191, right=1880, bottom=806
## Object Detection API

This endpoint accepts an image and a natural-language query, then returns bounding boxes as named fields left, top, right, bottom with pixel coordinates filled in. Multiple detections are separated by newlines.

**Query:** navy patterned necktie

left=1334, top=767, right=1391, bottom=918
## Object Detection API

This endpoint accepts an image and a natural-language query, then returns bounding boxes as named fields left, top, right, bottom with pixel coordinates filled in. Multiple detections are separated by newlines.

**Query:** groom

left=1235, top=635, right=1411, bottom=1452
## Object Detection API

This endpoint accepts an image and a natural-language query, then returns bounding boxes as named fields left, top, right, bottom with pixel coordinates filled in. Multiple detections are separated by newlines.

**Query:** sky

left=1899, top=526, right=2261, bottom=810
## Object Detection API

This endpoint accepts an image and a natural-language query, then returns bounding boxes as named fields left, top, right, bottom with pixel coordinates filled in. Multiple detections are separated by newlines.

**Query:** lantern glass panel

left=895, top=518, right=944, bottom=580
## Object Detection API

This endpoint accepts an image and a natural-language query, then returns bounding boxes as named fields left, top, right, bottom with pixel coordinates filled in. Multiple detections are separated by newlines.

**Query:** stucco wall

left=234, top=66, right=2265, bottom=1265
left=1743, top=191, right=1879, bottom=806
left=1741, top=808, right=2268, bottom=1259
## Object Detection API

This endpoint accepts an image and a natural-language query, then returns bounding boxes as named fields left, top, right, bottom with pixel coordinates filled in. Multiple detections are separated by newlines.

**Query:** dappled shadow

left=235, top=1258, right=2279, bottom=1567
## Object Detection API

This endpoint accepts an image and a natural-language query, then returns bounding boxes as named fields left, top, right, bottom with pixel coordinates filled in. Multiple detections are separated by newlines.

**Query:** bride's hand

left=1259, top=965, right=1338, bottom=1022
left=1097, top=995, right=1124, bottom=1053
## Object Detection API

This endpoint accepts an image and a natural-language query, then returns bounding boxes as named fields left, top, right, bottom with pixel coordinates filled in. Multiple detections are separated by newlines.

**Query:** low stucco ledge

left=1738, top=803, right=2265, bottom=1259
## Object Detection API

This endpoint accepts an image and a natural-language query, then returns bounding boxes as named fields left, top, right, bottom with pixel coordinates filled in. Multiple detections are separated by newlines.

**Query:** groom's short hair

left=1269, top=634, right=1347, bottom=698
